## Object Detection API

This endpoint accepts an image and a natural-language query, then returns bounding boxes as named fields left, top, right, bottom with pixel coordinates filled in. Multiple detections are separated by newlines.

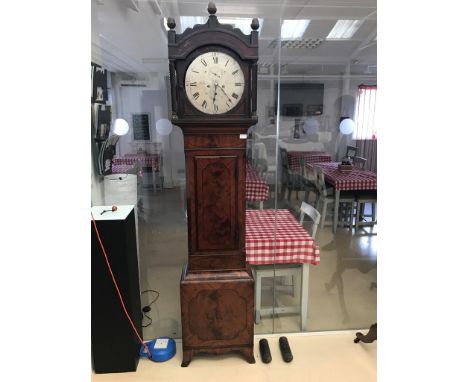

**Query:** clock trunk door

left=195, top=155, right=238, bottom=251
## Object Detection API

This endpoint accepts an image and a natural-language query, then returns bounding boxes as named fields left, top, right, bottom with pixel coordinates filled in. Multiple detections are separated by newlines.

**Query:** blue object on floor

left=139, top=337, right=176, bottom=362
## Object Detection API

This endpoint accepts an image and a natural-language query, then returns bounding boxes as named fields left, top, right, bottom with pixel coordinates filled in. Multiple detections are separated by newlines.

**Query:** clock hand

left=216, top=84, right=232, bottom=103
left=213, top=82, right=218, bottom=105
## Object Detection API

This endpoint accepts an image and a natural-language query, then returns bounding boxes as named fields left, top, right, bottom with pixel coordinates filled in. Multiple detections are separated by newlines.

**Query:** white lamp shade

left=303, top=118, right=320, bottom=135
left=112, top=118, right=129, bottom=136
left=339, top=118, right=355, bottom=135
left=156, top=118, right=173, bottom=136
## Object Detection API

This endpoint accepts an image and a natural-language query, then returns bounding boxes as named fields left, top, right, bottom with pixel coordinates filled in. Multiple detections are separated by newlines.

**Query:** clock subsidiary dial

left=185, top=51, right=245, bottom=115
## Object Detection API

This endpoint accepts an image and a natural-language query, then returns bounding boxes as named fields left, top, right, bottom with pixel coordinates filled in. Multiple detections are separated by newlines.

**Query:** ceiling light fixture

left=327, top=20, right=363, bottom=39
left=281, top=19, right=311, bottom=40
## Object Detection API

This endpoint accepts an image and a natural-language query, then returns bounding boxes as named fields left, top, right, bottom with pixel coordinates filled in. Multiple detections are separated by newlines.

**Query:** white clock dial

left=184, top=51, right=245, bottom=115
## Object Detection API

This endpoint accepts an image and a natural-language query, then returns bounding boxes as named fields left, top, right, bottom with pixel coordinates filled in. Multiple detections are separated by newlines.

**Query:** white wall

left=111, top=72, right=186, bottom=188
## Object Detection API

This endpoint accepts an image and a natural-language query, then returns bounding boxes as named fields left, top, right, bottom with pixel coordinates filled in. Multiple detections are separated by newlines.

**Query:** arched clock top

left=167, top=3, right=258, bottom=60
left=167, top=2, right=258, bottom=125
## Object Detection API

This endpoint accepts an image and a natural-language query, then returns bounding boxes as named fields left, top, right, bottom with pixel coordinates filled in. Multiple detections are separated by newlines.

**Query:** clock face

left=184, top=51, right=245, bottom=115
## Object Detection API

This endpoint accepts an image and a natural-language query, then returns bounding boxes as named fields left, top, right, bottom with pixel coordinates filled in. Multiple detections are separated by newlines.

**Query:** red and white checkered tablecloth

left=309, top=161, right=377, bottom=191
left=287, top=151, right=332, bottom=171
left=112, top=154, right=160, bottom=174
left=246, top=164, right=269, bottom=202
left=111, top=164, right=134, bottom=174
left=246, top=209, right=320, bottom=265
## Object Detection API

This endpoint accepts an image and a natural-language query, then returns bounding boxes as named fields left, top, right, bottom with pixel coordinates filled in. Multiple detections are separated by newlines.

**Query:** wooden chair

left=300, top=157, right=319, bottom=206
left=253, top=142, right=274, bottom=179
left=252, top=202, right=320, bottom=331
left=353, top=156, right=367, bottom=169
left=280, top=148, right=302, bottom=201
left=316, top=167, right=355, bottom=229
left=345, top=145, right=359, bottom=162
left=355, top=190, right=377, bottom=232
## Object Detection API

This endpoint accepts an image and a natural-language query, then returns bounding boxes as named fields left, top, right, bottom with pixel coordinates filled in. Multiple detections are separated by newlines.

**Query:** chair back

left=345, top=145, right=359, bottom=159
left=253, top=142, right=267, bottom=162
left=303, top=162, right=318, bottom=187
left=280, top=148, right=290, bottom=170
left=316, top=167, right=328, bottom=197
left=353, top=156, right=367, bottom=169
left=299, top=201, right=321, bottom=239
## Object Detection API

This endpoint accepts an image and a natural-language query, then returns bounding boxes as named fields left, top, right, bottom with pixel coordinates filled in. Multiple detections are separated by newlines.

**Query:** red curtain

left=354, top=84, right=377, bottom=172
left=355, top=139, right=377, bottom=173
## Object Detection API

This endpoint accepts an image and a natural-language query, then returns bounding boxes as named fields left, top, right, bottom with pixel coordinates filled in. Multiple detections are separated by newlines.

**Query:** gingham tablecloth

left=287, top=151, right=332, bottom=171
left=246, top=164, right=269, bottom=202
left=111, top=164, right=134, bottom=174
left=246, top=209, right=320, bottom=265
left=112, top=154, right=160, bottom=174
left=309, top=161, right=377, bottom=191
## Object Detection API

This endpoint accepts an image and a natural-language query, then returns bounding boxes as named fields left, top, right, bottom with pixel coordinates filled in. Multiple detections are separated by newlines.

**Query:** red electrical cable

left=91, top=211, right=151, bottom=359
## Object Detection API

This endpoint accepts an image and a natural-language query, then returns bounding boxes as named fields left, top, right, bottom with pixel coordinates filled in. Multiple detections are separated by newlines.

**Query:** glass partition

left=273, top=3, right=377, bottom=332
left=91, top=0, right=376, bottom=338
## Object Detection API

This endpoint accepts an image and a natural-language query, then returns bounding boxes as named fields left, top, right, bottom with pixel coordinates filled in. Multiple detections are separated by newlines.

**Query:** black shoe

left=259, top=338, right=272, bottom=364
left=279, top=336, right=293, bottom=363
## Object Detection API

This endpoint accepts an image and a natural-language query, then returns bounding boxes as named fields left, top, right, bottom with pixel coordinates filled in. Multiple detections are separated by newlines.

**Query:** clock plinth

left=167, top=3, right=258, bottom=366
left=180, top=265, right=255, bottom=367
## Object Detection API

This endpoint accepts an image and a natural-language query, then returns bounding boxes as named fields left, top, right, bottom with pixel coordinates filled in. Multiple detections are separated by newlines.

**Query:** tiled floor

left=91, top=331, right=377, bottom=382
left=135, top=183, right=377, bottom=340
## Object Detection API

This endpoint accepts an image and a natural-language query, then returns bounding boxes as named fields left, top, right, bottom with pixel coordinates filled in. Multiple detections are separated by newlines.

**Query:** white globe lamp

left=156, top=118, right=173, bottom=136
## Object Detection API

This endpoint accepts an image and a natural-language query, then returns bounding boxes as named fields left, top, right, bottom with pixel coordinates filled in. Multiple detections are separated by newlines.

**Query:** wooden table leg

left=333, top=189, right=340, bottom=233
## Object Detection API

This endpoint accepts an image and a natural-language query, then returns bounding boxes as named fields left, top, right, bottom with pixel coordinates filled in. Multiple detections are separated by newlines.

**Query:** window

left=354, top=85, right=377, bottom=140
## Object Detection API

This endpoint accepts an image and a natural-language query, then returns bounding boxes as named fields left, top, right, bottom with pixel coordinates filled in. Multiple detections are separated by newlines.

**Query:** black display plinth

left=91, top=205, right=141, bottom=374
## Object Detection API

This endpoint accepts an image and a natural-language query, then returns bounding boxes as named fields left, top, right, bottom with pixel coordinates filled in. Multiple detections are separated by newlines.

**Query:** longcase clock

left=166, top=2, right=259, bottom=367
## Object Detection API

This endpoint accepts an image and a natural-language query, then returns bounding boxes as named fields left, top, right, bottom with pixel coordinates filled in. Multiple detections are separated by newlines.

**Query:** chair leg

left=320, top=199, right=328, bottom=229
left=315, top=195, right=321, bottom=210
left=355, top=201, right=361, bottom=230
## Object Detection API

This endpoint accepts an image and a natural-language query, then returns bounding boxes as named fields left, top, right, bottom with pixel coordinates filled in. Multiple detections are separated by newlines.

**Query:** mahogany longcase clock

left=167, top=2, right=259, bottom=367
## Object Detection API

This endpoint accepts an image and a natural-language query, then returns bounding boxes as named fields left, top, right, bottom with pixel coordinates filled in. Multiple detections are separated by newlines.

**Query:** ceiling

left=91, top=0, right=377, bottom=78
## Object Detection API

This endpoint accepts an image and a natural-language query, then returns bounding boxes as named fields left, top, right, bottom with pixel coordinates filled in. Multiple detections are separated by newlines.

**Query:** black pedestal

left=91, top=205, right=141, bottom=373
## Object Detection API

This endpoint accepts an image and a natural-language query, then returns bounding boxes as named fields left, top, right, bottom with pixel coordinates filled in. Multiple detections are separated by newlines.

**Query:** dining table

left=287, top=151, right=332, bottom=172
left=112, top=154, right=161, bottom=192
left=306, top=161, right=377, bottom=233
left=245, top=164, right=269, bottom=208
left=245, top=208, right=320, bottom=329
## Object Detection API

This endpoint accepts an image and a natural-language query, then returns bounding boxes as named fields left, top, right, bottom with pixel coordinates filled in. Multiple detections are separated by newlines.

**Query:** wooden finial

left=167, top=17, right=176, bottom=30
left=208, top=2, right=217, bottom=15
left=251, top=18, right=259, bottom=31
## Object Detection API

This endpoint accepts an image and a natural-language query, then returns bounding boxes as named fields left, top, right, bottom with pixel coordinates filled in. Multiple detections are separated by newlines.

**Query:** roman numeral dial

left=184, top=51, right=245, bottom=115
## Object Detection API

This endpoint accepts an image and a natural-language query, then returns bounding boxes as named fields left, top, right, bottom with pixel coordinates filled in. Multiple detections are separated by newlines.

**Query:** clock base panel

left=180, top=264, right=255, bottom=367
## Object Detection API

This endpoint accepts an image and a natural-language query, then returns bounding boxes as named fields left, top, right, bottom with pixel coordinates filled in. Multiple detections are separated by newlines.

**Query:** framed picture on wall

left=92, top=62, right=108, bottom=104
left=132, top=113, right=151, bottom=141
left=93, top=104, right=112, bottom=142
